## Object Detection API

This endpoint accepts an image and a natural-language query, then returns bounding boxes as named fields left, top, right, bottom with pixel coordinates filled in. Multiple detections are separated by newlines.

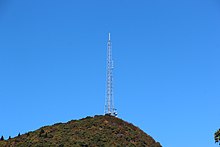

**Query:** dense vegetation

left=0, top=115, right=161, bottom=147
left=215, top=129, right=220, bottom=145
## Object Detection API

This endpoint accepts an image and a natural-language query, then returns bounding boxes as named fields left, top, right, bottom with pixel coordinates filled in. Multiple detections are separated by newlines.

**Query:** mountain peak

left=0, top=115, right=162, bottom=147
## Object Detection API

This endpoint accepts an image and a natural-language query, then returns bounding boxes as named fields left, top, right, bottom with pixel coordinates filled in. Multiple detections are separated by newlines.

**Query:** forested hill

left=0, top=115, right=162, bottom=147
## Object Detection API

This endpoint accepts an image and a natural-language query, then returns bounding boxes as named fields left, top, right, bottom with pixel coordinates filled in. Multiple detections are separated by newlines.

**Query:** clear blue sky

left=0, top=0, right=220, bottom=146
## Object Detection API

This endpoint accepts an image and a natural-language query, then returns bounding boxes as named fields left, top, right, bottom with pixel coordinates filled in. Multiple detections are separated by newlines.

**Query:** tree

left=39, top=129, right=45, bottom=137
left=0, top=136, right=4, bottom=141
left=8, top=136, right=11, bottom=140
left=215, top=129, right=220, bottom=145
left=40, top=129, right=45, bottom=134
left=45, top=132, right=48, bottom=138
left=18, top=133, right=21, bottom=137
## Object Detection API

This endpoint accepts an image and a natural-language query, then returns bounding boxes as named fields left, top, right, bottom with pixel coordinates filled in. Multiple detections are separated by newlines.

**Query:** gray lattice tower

left=105, top=33, right=117, bottom=116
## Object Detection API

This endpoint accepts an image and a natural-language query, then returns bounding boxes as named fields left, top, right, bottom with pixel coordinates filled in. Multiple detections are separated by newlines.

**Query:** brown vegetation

left=0, top=115, right=162, bottom=147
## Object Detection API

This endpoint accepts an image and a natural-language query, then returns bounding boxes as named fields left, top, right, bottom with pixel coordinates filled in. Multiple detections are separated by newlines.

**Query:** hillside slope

left=0, top=115, right=162, bottom=147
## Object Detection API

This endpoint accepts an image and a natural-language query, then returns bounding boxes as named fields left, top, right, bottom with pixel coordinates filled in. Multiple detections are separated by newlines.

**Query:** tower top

left=108, top=33, right=111, bottom=41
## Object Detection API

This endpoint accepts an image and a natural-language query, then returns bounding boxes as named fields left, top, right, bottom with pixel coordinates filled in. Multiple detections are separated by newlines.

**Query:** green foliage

left=27, top=132, right=30, bottom=136
left=215, top=129, right=220, bottom=145
left=0, top=141, right=7, bottom=147
left=45, top=132, right=48, bottom=138
left=39, top=128, right=45, bottom=137
left=40, top=128, right=45, bottom=134
left=58, top=144, right=64, bottom=147
left=2, top=115, right=162, bottom=147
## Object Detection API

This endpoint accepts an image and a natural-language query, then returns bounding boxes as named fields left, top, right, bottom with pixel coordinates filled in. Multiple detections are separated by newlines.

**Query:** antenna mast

left=105, top=33, right=117, bottom=116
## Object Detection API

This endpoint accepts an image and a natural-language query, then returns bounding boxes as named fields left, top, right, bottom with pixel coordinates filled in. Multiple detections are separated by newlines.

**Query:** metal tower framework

left=105, top=33, right=117, bottom=116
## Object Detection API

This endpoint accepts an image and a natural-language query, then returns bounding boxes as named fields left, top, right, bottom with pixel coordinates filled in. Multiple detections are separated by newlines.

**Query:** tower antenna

left=105, top=33, right=117, bottom=116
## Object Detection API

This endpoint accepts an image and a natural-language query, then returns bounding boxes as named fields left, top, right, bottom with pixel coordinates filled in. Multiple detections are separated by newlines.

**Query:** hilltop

left=0, top=115, right=162, bottom=147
